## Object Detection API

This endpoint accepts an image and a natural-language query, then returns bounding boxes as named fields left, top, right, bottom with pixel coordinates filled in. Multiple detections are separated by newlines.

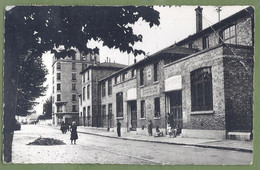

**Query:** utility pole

left=216, top=6, right=222, bottom=22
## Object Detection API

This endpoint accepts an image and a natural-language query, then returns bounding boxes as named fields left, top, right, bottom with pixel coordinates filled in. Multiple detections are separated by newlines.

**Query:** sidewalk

left=77, top=126, right=253, bottom=153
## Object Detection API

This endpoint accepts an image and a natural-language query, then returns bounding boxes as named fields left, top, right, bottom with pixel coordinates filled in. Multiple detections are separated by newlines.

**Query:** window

left=83, top=73, right=85, bottom=83
left=72, top=105, right=77, bottom=112
left=80, top=95, right=82, bottom=105
left=72, top=84, right=76, bottom=91
left=83, top=107, right=86, bottom=116
left=122, top=72, right=127, bottom=81
left=203, top=36, right=209, bottom=49
left=154, top=97, right=160, bottom=118
left=87, top=85, right=90, bottom=99
left=83, top=87, right=85, bottom=100
left=72, top=62, right=76, bottom=70
left=108, top=104, right=112, bottom=118
left=57, top=83, right=61, bottom=91
left=87, top=106, right=90, bottom=117
left=102, top=82, right=106, bottom=97
left=57, top=62, right=61, bottom=70
left=87, top=71, right=90, bottom=80
left=72, top=94, right=77, bottom=102
left=222, top=25, right=237, bottom=44
left=131, top=69, right=136, bottom=78
left=154, top=63, right=158, bottom=82
left=116, top=92, right=123, bottom=117
left=191, top=67, right=213, bottom=111
left=141, top=100, right=145, bottom=118
left=57, top=105, right=63, bottom=112
left=188, top=42, right=193, bottom=48
left=102, top=105, right=106, bottom=120
left=57, top=94, right=61, bottom=101
left=108, top=79, right=112, bottom=96
left=52, top=86, right=54, bottom=93
left=72, top=73, right=76, bottom=81
left=115, top=75, right=120, bottom=84
left=140, top=68, right=144, bottom=86
left=57, top=73, right=61, bottom=80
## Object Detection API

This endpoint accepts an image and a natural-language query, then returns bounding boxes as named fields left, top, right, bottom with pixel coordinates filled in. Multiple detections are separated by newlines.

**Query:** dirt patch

left=27, top=137, right=66, bottom=145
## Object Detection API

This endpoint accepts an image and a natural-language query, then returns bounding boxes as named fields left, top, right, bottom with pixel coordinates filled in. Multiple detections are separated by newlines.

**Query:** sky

left=33, top=5, right=248, bottom=115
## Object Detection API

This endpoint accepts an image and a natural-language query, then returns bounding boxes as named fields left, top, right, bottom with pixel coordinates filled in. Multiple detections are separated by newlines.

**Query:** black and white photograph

left=3, top=5, right=254, bottom=165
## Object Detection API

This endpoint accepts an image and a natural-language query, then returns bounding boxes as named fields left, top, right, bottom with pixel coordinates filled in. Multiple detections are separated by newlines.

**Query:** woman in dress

left=70, top=121, right=78, bottom=144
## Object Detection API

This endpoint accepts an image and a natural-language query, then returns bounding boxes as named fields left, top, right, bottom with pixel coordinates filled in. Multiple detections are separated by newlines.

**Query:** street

left=12, top=125, right=252, bottom=165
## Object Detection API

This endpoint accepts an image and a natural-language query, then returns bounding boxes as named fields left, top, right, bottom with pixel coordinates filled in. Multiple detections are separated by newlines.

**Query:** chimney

left=195, top=6, right=203, bottom=33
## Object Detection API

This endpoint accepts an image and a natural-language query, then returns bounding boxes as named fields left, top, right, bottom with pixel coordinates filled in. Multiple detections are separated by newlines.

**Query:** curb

left=77, top=130, right=253, bottom=153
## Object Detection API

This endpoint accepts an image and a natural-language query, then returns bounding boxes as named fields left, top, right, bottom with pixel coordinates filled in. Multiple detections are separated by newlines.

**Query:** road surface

left=12, top=125, right=252, bottom=165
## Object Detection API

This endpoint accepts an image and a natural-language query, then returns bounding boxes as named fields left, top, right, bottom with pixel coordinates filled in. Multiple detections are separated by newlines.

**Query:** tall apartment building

left=52, top=50, right=100, bottom=126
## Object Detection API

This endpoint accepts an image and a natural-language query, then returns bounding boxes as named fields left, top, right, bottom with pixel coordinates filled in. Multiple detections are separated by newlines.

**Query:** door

left=130, top=101, right=137, bottom=131
left=169, top=91, right=183, bottom=133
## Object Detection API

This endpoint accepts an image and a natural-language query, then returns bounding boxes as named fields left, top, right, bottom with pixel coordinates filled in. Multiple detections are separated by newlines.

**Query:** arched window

left=190, top=67, right=213, bottom=111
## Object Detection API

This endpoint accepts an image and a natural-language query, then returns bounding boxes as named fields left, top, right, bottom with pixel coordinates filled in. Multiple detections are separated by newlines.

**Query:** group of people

left=60, top=121, right=78, bottom=145
left=61, top=119, right=179, bottom=144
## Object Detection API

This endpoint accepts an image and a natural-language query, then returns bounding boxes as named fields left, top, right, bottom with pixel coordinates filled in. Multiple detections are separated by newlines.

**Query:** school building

left=79, top=6, right=254, bottom=140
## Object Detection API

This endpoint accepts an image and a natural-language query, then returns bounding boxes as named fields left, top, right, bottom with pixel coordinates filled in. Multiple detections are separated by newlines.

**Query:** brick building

left=80, top=6, right=254, bottom=140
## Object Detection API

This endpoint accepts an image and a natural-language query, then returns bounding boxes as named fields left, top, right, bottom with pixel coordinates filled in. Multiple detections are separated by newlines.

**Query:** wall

left=223, top=45, right=254, bottom=132
left=164, top=46, right=226, bottom=132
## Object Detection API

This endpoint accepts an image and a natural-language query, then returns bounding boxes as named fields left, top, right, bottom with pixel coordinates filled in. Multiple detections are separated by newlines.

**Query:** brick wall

left=223, top=45, right=254, bottom=132
left=164, top=46, right=226, bottom=130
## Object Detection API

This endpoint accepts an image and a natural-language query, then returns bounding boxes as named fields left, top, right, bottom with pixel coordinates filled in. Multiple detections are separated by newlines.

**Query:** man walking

left=117, top=120, right=121, bottom=137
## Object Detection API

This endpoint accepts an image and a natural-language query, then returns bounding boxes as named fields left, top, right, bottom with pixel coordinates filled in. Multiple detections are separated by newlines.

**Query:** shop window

left=154, top=63, right=158, bottom=82
left=140, top=68, right=144, bottom=86
left=116, top=92, right=123, bottom=117
left=203, top=36, right=209, bottom=49
left=191, top=67, right=213, bottom=111
left=108, top=79, right=112, bottom=95
left=57, top=83, right=61, bottom=91
left=102, top=82, right=106, bottom=97
left=141, top=100, right=145, bottom=118
left=154, top=98, right=160, bottom=118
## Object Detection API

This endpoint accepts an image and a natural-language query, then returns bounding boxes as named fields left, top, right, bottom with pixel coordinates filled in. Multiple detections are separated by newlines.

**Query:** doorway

left=129, top=101, right=137, bottom=131
left=168, top=91, right=183, bottom=133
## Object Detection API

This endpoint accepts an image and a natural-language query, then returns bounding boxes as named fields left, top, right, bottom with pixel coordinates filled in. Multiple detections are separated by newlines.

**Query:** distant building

left=80, top=6, right=254, bottom=140
left=51, top=49, right=101, bottom=126
left=79, top=61, right=126, bottom=127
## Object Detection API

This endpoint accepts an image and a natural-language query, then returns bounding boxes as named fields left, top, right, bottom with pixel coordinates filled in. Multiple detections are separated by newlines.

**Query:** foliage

left=42, top=96, right=52, bottom=119
left=5, top=6, right=160, bottom=59
left=16, top=55, right=48, bottom=116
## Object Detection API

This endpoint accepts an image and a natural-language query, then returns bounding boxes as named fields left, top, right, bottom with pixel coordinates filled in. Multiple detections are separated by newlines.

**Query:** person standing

left=117, top=120, right=121, bottom=137
left=148, top=120, right=153, bottom=136
left=70, top=121, right=78, bottom=144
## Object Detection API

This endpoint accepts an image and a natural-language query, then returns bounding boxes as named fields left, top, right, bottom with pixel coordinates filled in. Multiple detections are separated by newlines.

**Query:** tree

left=42, top=97, right=52, bottom=119
left=4, top=6, right=160, bottom=163
left=16, top=55, right=48, bottom=117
